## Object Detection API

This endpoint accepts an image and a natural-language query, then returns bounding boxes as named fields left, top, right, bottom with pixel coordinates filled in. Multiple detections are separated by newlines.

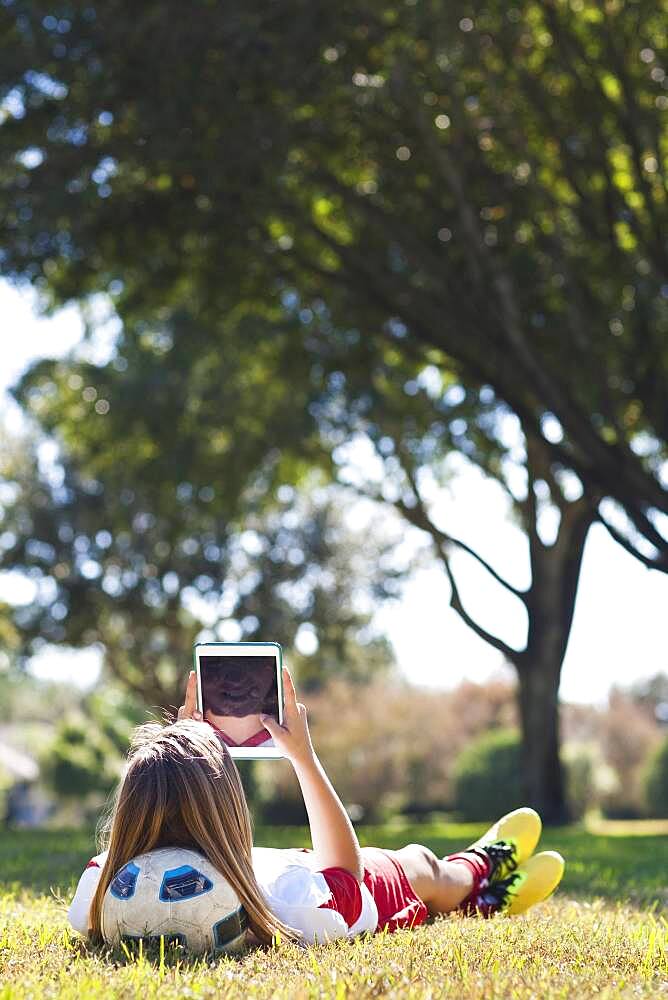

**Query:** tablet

left=193, top=642, right=284, bottom=759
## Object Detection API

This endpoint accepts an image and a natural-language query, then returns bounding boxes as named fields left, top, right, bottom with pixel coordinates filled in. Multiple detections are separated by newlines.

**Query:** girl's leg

left=390, top=843, right=475, bottom=915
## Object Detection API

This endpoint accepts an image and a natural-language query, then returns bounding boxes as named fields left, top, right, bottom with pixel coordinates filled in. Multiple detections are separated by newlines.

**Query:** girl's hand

left=260, top=667, right=314, bottom=766
left=177, top=670, right=203, bottom=722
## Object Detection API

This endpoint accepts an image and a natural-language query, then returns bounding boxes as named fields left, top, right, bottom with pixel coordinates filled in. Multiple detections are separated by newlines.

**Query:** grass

left=0, top=820, right=666, bottom=998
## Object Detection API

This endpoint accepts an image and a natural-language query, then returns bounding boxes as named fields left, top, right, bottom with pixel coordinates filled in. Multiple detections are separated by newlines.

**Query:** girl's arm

left=261, top=668, right=363, bottom=882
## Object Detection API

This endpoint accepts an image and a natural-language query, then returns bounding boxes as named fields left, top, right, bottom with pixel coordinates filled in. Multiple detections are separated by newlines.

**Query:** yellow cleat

left=492, top=850, right=566, bottom=916
left=467, top=807, right=542, bottom=880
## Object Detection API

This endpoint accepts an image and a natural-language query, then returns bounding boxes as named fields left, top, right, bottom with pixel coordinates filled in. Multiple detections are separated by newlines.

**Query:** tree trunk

left=393, top=430, right=597, bottom=825
left=517, top=655, right=568, bottom=824
left=514, top=492, right=595, bottom=824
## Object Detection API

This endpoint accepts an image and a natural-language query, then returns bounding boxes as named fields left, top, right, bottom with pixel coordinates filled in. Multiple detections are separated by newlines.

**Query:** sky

left=1, top=278, right=666, bottom=705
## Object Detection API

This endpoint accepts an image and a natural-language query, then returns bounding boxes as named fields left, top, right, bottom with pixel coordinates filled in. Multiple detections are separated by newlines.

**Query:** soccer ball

left=101, top=848, right=248, bottom=955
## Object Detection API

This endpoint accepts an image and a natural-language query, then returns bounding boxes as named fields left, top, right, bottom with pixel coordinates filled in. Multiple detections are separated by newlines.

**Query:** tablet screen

left=198, top=654, right=280, bottom=751
left=200, top=655, right=279, bottom=717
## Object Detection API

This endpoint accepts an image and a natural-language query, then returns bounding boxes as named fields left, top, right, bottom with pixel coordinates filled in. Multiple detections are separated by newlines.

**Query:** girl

left=69, top=667, right=564, bottom=946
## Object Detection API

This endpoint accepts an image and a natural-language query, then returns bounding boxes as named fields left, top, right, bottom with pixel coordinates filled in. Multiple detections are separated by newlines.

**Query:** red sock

left=444, top=850, right=492, bottom=912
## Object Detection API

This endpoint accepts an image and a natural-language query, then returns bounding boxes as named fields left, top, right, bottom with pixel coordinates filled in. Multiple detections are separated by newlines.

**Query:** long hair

left=88, top=719, right=299, bottom=945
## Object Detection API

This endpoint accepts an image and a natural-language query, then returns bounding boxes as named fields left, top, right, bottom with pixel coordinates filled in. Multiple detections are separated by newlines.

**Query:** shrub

left=41, top=717, right=120, bottom=799
left=452, top=729, right=523, bottom=822
left=643, top=735, right=668, bottom=818
left=452, top=729, right=623, bottom=822
left=39, top=684, right=144, bottom=807
left=599, top=690, right=661, bottom=817
left=563, top=744, right=595, bottom=822
left=562, top=742, right=619, bottom=821
left=254, top=676, right=517, bottom=824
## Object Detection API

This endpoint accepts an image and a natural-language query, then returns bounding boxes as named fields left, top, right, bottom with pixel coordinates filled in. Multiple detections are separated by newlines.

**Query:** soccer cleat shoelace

left=468, top=871, right=523, bottom=918
left=472, top=840, right=519, bottom=881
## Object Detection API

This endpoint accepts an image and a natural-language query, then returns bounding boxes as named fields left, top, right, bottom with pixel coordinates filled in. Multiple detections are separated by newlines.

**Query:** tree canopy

left=1, top=0, right=666, bottom=567
left=0, top=406, right=406, bottom=705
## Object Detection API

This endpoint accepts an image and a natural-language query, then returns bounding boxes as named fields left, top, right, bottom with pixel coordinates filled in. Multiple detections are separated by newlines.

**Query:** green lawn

left=0, top=821, right=666, bottom=998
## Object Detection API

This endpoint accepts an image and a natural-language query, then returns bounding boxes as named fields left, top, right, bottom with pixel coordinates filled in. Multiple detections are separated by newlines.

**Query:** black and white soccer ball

left=101, top=848, right=248, bottom=955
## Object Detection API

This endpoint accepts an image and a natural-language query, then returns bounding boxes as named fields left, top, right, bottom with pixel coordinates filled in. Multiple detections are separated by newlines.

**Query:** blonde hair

left=89, top=719, right=299, bottom=945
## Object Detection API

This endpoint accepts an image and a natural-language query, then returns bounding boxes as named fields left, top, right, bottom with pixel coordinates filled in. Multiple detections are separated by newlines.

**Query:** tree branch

left=395, top=494, right=528, bottom=602
left=440, top=547, right=523, bottom=665
left=402, top=51, right=668, bottom=523
left=279, top=159, right=668, bottom=561
left=597, top=508, right=667, bottom=572
left=384, top=438, right=529, bottom=603
left=349, top=438, right=525, bottom=660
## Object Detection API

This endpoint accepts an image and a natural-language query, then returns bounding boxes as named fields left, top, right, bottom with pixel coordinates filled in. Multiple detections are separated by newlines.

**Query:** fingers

left=282, top=665, right=296, bottom=697
left=261, top=672, right=312, bottom=763
left=282, top=665, right=298, bottom=714
left=262, top=670, right=294, bottom=736
left=185, top=670, right=197, bottom=713
left=260, top=713, right=285, bottom=737
left=177, top=671, right=202, bottom=721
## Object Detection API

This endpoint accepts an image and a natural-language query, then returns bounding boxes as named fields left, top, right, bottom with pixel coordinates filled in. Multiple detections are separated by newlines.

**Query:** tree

left=1, top=0, right=666, bottom=819
left=6, top=306, right=590, bottom=819
left=0, top=0, right=665, bottom=564
left=0, top=406, right=406, bottom=707
left=321, top=349, right=596, bottom=822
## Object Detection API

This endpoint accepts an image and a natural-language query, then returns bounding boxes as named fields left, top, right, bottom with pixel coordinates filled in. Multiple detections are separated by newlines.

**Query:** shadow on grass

left=1, top=822, right=666, bottom=907
left=77, top=934, right=257, bottom=970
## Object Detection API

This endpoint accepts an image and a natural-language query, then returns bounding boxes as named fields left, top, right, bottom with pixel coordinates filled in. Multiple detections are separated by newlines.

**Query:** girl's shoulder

left=251, top=847, right=330, bottom=906
left=251, top=847, right=378, bottom=943
left=252, top=846, right=319, bottom=874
